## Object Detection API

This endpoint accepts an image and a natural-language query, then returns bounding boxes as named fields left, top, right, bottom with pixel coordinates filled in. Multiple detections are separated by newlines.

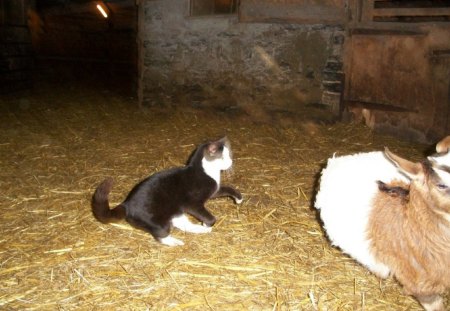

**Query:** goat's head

left=384, top=148, right=450, bottom=216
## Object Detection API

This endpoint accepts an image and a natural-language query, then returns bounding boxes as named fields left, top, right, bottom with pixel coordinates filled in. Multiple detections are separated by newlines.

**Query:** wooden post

left=136, top=0, right=145, bottom=108
left=0, top=0, right=33, bottom=93
left=361, top=0, right=374, bottom=23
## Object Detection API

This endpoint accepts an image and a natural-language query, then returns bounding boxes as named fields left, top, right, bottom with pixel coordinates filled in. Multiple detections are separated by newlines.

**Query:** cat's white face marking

left=172, top=214, right=212, bottom=234
left=202, top=145, right=232, bottom=185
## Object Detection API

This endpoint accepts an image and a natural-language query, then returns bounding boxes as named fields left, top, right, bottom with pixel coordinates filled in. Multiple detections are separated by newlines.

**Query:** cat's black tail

left=91, top=177, right=126, bottom=223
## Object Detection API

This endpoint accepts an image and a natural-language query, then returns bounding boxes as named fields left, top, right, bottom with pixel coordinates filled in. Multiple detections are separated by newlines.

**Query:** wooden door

left=344, top=0, right=450, bottom=143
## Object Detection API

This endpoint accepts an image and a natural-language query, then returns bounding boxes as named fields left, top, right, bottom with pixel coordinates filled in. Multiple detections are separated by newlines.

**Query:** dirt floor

left=0, top=80, right=446, bottom=310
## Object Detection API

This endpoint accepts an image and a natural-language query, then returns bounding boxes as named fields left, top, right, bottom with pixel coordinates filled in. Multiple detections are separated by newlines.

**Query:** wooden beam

left=137, top=0, right=144, bottom=108
left=373, top=8, right=450, bottom=17
left=41, top=0, right=134, bottom=17
left=349, top=28, right=426, bottom=36
left=239, top=0, right=346, bottom=25
left=346, top=100, right=417, bottom=113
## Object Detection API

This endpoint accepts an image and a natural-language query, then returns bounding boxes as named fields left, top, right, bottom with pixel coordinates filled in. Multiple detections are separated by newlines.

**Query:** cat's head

left=203, top=137, right=232, bottom=171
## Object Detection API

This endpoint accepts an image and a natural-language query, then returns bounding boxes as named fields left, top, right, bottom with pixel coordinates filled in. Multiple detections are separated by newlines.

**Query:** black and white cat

left=91, top=137, right=242, bottom=246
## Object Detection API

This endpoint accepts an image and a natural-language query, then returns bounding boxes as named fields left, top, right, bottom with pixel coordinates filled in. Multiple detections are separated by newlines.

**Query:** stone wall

left=141, top=0, right=344, bottom=116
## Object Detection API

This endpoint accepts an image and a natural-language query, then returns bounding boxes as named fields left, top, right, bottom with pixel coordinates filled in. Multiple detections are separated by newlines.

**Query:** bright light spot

left=97, top=4, right=108, bottom=18
left=254, top=46, right=282, bottom=75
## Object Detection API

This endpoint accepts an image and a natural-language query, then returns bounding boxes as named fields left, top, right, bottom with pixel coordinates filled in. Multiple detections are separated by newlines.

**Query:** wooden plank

left=345, top=34, right=430, bottom=124
left=239, top=0, right=346, bottom=24
left=373, top=8, right=450, bottom=17
left=346, top=100, right=417, bottom=112
left=361, top=0, right=375, bottom=22
left=137, top=0, right=145, bottom=108
left=1, top=0, right=27, bottom=25
left=429, top=49, right=450, bottom=59
left=349, top=27, right=426, bottom=36
left=0, top=26, right=30, bottom=43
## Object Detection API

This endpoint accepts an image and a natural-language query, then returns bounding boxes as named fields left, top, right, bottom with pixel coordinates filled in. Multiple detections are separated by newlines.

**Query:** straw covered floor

left=0, top=83, right=447, bottom=310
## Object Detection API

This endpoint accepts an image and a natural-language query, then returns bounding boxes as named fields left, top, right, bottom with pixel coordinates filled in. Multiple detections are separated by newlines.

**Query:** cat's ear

left=218, top=136, right=230, bottom=149
left=220, top=136, right=229, bottom=144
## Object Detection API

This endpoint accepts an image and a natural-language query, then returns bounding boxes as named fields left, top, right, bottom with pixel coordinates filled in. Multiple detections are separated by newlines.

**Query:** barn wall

left=29, top=3, right=137, bottom=94
left=140, top=0, right=344, bottom=112
left=0, top=0, right=33, bottom=93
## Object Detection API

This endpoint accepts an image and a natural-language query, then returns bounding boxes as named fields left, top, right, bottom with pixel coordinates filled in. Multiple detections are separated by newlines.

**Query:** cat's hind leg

left=172, top=214, right=212, bottom=234
left=188, top=206, right=216, bottom=227
left=126, top=215, right=184, bottom=246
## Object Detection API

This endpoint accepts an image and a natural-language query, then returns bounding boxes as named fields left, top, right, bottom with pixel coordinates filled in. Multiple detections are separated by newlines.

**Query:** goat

left=315, top=148, right=450, bottom=311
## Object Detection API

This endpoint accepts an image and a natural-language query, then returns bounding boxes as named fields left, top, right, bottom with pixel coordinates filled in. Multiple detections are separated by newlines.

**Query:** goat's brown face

left=385, top=148, right=450, bottom=216
left=424, top=161, right=450, bottom=215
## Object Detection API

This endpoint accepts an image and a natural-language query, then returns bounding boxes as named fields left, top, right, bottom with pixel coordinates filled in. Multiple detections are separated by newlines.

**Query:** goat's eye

left=437, top=183, right=448, bottom=190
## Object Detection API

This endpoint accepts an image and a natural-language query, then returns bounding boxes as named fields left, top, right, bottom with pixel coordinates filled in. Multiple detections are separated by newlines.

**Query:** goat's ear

left=384, top=147, right=422, bottom=179
left=436, top=135, right=450, bottom=153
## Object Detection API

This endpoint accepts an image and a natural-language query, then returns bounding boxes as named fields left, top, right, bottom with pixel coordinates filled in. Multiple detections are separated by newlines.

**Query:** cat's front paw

left=233, top=191, right=243, bottom=204
left=202, top=216, right=216, bottom=227
left=193, top=224, right=212, bottom=233
left=159, top=235, right=185, bottom=246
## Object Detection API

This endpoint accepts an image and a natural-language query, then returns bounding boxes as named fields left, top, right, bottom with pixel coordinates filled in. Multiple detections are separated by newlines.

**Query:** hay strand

left=0, top=83, right=442, bottom=310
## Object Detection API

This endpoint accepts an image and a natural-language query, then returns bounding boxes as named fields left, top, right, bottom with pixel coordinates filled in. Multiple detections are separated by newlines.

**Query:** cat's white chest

left=202, top=161, right=221, bottom=185
left=201, top=145, right=232, bottom=185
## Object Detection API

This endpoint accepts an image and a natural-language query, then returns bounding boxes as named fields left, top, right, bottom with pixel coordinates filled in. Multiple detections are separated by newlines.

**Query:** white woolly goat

left=315, top=148, right=450, bottom=311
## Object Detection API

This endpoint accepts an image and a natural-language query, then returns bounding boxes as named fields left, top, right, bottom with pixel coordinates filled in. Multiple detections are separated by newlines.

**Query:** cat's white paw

left=191, top=224, right=212, bottom=233
left=172, top=214, right=211, bottom=234
left=235, top=197, right=243, bottom=204
left=159, top=236, right=184, bottom=246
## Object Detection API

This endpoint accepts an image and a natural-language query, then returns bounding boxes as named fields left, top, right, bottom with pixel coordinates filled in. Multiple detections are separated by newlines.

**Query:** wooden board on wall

left=0, top=0, right=33, bottom=93
left=344, top=29, right=450, bottom=142
left=239, top=0, right=346, bottom=25
left=346, top=33, right=429, bottom=110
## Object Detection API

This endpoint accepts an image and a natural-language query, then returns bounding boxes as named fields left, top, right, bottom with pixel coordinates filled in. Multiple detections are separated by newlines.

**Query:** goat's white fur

left=429, top=151, right=450, bottom=170
left=315, top=151, right=409, bottom=278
